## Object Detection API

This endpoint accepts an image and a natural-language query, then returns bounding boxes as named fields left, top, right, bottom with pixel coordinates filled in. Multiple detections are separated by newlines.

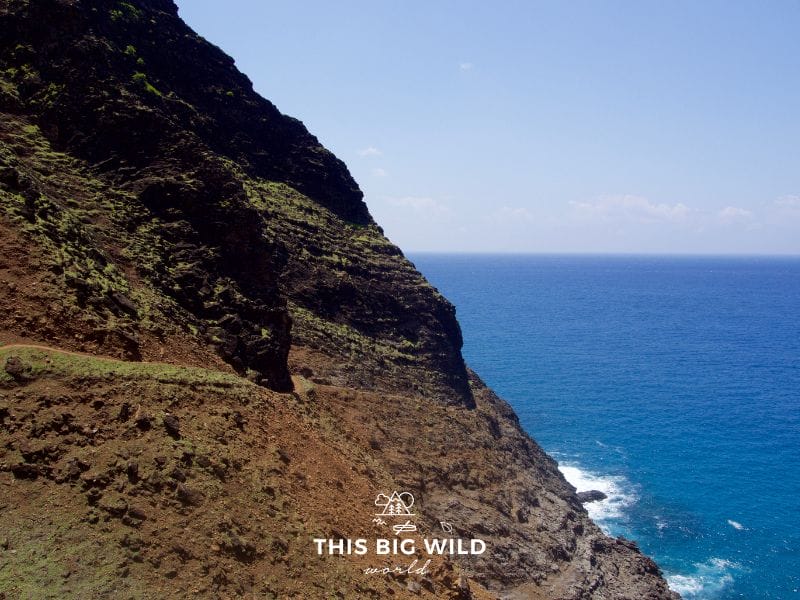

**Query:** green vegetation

left=3, top=63, right=42, bottom=87
left=0, top=346, right=255, bottom=390
left=244, top=178, right=393, bottom=255
left=0, top=115, right=195, bottom=342
left=0, top=78, right=17, bottom=100
left=289, top=304, right=418, bottom=363
left=30, top=82, right=63, bottom=108
left=131, top=71, right=162, bottom=96
left=2, top=187, right=133, bottom=310
left=110, top=2, right=142, bottom=22
left=236, top=173, right=436, bottom=382
left=245, top=180, right=328, bottom=227
left=122, top=45, right=145, bottom=66
left=0, top=517, right=140, bottom=599
left=0, top=122, right=131, bottom=308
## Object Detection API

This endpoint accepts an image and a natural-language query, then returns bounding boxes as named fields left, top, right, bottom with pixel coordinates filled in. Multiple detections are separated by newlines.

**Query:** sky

left=175, top=1, right=800, bottom=254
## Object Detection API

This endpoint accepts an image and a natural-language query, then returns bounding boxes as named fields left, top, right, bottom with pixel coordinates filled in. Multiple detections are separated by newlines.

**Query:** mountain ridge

left=0, top=1, right=679, bottom=598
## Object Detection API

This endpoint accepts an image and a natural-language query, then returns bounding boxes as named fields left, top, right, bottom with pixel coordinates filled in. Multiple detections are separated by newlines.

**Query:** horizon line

left=402, top=250, right=800, bottom=258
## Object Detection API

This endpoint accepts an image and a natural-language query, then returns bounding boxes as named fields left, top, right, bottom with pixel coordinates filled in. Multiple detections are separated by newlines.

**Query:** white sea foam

left=655, top=516, right=668, bottom=532
left=667, top=573, right=705, bottom=595
left=727, top=519, right=745, bottom=530
left=557, top=463, right=636, bottom=530
left=666, top=558, right=739, bottom=599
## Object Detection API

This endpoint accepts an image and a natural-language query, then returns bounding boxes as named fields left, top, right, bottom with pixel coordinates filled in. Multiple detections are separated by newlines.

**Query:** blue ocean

left=411, top=254, right=800, bottom=600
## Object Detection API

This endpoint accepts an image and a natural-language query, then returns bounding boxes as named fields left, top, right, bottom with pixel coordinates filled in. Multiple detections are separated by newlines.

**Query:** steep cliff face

left=0, top=0, right=470, bottom=404
left=0, top=1, right=678, bottom=598
left=1, top=0, right=368, bottom=223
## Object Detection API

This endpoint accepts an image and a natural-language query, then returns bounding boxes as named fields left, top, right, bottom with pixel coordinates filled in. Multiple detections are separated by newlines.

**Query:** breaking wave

left=665, top=558, right=740, bottom=599
left=557, top=462, right=637, bottom=532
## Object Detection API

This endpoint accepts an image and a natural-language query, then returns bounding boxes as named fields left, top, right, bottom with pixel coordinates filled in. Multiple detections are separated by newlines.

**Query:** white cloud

left=774, top=196, right=800, bottom=217
left=717, top=206, right=753, bottom=222
left=358, top=146, right=382, bottom=157
left=569, top=195, right=691, bottom=223
left=386, top=196, right=451, bottom=217
left=459, top=62, right=473, bottom=71
left=494, top=206, right=534, bottom=223
left=776, top=195, right=800, bottom=207
left=371, top=167, right=388, bottom=177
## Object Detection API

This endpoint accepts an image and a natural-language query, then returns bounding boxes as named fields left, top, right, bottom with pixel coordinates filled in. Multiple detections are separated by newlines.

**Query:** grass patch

left=131, top=71, right=162, bottom=97
left=289, top=305, right=417, bottom=363
left=0, top=347, right=255, bottom=390
left=110, top=1, right=142, bottom=22
left=0, top=517, right=140, bottom=599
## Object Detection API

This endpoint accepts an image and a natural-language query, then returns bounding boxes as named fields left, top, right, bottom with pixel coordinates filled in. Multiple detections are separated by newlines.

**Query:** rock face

left=577, top=490, right=609, bottom=503
left=0, top=0, right=470, bottom=403
left=0, top=1, right=678, bottom=598
left=1, top=0, right=368, bottom=224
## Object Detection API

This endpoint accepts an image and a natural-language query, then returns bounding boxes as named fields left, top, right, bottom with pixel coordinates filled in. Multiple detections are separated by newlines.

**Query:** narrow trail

left=0, top=344, right=148, bottom=367
left=0, top=342, right=298, bottom=393
left=0, top=342, right=200, bottom=371
left=0, top=344, right=272, bottom=386
left=2, top=343, right=123, bottom=360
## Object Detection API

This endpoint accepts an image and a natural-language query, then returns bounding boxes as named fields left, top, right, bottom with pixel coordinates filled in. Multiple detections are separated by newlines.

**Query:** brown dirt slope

left=0, top=346, right=496, bottom=599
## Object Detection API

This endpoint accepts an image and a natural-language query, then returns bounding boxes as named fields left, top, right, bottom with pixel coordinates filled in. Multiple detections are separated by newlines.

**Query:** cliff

left=0, top=1, right=678, bottom=598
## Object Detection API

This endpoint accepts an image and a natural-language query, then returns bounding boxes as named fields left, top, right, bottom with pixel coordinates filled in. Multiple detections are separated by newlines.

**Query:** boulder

left=577, top=490, right=608, bottom=503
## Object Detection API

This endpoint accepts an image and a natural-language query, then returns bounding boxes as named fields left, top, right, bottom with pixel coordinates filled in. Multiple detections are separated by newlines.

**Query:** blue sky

left=175, top=1, right=800, bottom=254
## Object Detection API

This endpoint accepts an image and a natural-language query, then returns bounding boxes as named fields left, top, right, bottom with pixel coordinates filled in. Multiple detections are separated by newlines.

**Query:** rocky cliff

left=0, top=1, right=678, bottom=598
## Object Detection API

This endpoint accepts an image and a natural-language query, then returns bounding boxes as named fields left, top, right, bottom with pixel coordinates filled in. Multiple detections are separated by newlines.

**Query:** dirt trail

left=0, top=342, right=191, bottom=370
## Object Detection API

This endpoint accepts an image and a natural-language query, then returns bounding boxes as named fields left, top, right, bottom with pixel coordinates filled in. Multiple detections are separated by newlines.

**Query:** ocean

left=410, top=254, right=800, bottom=600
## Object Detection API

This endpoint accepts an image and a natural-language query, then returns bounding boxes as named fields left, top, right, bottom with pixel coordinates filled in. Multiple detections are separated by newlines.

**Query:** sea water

left=411, top=254, right=800, bottom=600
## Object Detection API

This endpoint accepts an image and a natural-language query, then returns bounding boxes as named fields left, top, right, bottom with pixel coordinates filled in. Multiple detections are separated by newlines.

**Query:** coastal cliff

left=0, top=1, right=678, bottom=598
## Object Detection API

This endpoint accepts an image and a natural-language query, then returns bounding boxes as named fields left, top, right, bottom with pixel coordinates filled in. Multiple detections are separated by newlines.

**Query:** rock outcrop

left=577, top=490, right=609, bottom=503
left=0, top=1, right=679, bottom=598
